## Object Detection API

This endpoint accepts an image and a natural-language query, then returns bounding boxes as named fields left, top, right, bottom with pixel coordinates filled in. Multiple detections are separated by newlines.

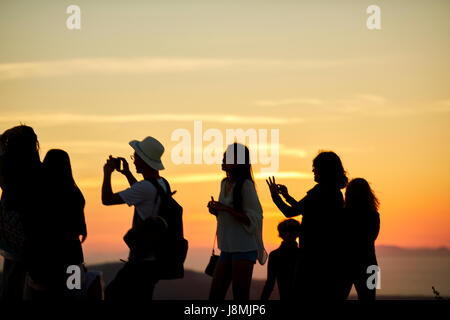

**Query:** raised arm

left=278, top=185, right=299, bottom=207
left=102, top=158, right=125, bottom=205
left=267, top=177, right=310, bottom=218
left=117, top=157, right=137, bottom=187
left=270, top=192, right=300, bottom=218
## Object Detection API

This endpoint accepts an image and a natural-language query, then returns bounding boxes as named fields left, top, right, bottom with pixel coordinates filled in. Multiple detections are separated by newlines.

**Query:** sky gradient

left=1, top=0, right=449, bottom=261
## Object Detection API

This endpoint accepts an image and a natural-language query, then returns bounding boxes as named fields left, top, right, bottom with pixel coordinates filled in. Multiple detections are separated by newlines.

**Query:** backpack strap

left=145, top=177, right=171, bottom=218
left=145, top=177, right=168, bottom=197
left=160, top=177, right=176, bottom=196
left=147, top=177, right=176, bottom=196
left=160, top=177, right=170, bottom=195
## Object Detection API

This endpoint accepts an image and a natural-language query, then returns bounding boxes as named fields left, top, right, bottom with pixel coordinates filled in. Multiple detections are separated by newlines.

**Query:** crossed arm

left=207, top=196, right=251, bottom=226
left=207, top=180, right=260, bottom=227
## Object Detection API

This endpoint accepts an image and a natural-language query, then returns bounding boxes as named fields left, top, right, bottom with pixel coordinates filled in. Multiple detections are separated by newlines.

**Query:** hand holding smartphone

left=109, top=155, right=123, bottom=171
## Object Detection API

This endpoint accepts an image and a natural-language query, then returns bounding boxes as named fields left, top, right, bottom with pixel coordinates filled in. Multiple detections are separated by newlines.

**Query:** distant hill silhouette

left=0, top=262, right=279, bottom=300
left=375, top=245, right=450, bottom=257
left=0, top=262, right=436, bottom=300
left=1, top=245, right=449, bottom=299
left=97, top=262, right=279, bottom=300
left=91, top=262, right=436, bottom=300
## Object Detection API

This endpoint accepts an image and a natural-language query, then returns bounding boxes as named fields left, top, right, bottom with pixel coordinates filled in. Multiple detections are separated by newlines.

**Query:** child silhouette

left=261, top=219, right=302, bottom=300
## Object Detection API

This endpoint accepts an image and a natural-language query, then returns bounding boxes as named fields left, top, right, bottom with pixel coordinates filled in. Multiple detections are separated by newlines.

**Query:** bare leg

left=231, top=260, right=254, bottom=300
left=209, top=260, right=232, bottom=300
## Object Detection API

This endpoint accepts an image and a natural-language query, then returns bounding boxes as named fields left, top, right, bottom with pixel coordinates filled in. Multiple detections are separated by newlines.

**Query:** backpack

left=123, top=178, right=188, bottom=280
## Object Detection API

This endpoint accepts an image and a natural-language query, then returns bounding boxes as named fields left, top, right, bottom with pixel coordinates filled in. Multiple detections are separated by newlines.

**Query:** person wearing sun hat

left=128, top=136, right=165, bottom=171
left=101, top=136, right=170, bottom=301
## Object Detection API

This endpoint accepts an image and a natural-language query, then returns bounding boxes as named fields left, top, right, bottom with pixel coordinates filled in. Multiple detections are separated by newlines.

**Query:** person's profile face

left=133, top=152, right=143, bottom=173
left=313, top=166, right=320, bottom=183
left=221, top=153, right=236, bottom=172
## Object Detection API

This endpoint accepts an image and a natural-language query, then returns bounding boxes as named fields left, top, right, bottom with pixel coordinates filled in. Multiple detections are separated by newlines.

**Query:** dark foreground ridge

left=1, top=261, right=434, bottom=300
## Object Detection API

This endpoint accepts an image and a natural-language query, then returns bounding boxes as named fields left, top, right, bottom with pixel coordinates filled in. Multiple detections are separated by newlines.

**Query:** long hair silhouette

left=345, top=178, right=379, bottom=212
left=342, top=177, right=380, bottom=300
left=3, top=125, right=41, bottom=208
left=312, top=151, right=348, bottom=189
left=43, top=149, right=78, bottom=189
left=223, top=143, right=255, bottom=212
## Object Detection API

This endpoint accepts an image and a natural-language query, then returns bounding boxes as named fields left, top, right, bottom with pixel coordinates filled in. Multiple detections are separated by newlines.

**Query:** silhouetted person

left=261, top=219, right=301, bottom=300
left=0, top=125, right=42, bottom=300
left=266, top=151, right=348, bottom=299
left=342, top=178, right=380, bottom=300
left=24, top=149, right=87, bottom=299
left=102, top=136, right=167, bottom=301
left=208, top=143, right=267, bottom=301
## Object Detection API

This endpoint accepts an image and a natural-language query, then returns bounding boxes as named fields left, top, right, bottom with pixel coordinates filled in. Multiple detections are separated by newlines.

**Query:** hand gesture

left=278, top=184, right=289, bottom=198
left=266, top=176, right=279, bottom=194
left=104, top=156, right=116, bottom=175
left=266, top=176, right=289, bottom=197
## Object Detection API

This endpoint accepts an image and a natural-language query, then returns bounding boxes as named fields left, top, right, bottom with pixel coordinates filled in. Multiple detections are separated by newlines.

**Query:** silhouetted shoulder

left=269, top=247, right=282, bottom=260
left=241, top=178, right=256, bottom=191
left=306, top=184, right=320, bottom=195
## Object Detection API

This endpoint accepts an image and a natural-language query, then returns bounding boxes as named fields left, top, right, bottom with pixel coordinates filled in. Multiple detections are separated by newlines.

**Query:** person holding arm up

left=266, top=151, right=348, bottom=300
left=101, top=136, right=169, bottom=301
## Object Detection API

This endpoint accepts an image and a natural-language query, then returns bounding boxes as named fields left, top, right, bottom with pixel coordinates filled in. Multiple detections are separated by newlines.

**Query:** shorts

left=218, top=250, right=258, bottom=263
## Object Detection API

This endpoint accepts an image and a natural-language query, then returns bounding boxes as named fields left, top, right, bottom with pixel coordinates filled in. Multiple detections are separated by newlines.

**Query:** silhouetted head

left=345, top=178, right=379, bottom=212
left=222, top=143, right=255, bottom=211
left=129, top=136, right=164, bottom=173
left=222, top=143, right=253, bottom=181
left=129, top=136, right=164, bottom=177
left=3, top=125, right=40, bottom=163
left=43, top=149, right=76, bottom=187
left=3, top=125, right=40, bottom=178
left=132, top=151, right=157, bottom=175
left=2, top=125, right=41, bottom=207
left=312, top=151, right=348, bottom=189
left=277, top=219, right=301, bottom=242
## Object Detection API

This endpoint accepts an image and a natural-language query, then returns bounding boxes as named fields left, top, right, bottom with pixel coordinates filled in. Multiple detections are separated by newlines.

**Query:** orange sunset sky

left=1, top=0, right=449, bottom=260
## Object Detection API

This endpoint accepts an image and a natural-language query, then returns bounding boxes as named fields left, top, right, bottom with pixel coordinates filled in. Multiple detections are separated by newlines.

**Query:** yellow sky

left=1, top=0, right=449, bottom=258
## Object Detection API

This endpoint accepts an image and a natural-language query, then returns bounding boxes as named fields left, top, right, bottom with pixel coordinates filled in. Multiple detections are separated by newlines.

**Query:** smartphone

left=112, top=157, right=122, bottom=171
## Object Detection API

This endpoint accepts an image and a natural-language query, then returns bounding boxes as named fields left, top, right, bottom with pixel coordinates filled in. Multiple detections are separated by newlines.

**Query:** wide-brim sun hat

left=129, top=136, right=165, bottom=171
